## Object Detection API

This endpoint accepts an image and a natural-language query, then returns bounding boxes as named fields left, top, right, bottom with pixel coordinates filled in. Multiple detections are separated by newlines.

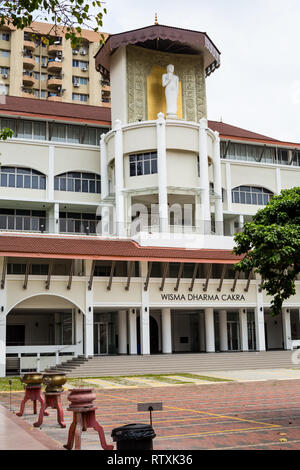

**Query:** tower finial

left=154, top=13, right=158, bottom=25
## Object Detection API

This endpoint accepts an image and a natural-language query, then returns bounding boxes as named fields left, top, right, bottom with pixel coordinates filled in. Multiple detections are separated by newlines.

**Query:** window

left=54, top=172, right=101, bottom=193
left=1, top=50, right=9, bottom=57
left=72, top=93, right=88, bottom=102
left=59, top=212, right=100, bottom=235
left=1, top=33, right=10, bottom=41
left=292, top=151, right=300, bottom=167
left=0, top=167, right=46, bottom=190
left=72, top=59, right=79, bottom=67
left=0, top=209, right=46, bottom=232
left=129, top=152, right=158, bottom=177
left=0, top=117, right=108, bottom=145
left=0, top=85, right=8, bottom=95
left=232, top=186, right=273, bottom=206
left=73, top=76, right=88, bottom=85
left=0, top=67, right=8, bottom=75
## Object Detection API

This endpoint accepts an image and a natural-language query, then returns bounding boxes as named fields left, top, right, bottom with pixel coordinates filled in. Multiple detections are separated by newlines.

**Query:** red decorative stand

left=63, top=388, right=114, bottom=450
left=16, top=385, right=49, bottom=419
left=33, top=391, right=66, bottom=428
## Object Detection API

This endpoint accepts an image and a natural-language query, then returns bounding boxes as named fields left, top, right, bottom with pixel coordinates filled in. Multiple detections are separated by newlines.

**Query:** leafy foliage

left=0, top=127, right=14, bottom=140
left=233, top=187, right=300, bottom=316
left=0, top=0, right=106, bottom=47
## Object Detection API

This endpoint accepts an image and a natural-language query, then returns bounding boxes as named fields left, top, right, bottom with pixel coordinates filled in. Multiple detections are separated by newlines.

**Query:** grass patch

left=174, top=373, right=233, bottom=382
left=0, top=377, right=24, bottom=392
left=131, top=375, right=193, bottom=385
left=0, top=372, right=232, bottom=392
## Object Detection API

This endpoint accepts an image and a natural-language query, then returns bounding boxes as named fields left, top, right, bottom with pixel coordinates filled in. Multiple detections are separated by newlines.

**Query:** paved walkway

left=2, top=375, right=300, bottom=450
left=0, top=405, right=62, bottom=450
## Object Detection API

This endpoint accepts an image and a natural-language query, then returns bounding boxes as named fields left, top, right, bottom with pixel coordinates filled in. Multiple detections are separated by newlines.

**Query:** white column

left=239, top=308, right=249, bottom=351
left=199, top=118, right=210, bottom=234
left=118, top=310, right=127, bottom=354
left=140, top=262, right=150, bottom=355
left=225, top=162, right=232, bottom=212
left=47, top=144, right=54, bottom=202
left=114, top=119, right=125, bottom=237
left=48, top=202, right=59, bottom=234
left=239, top=214, right=244, bottom=232
left=84, top=260, right=94, bottom=358
left=0, top=315, right=6, bottom=377
left=0, top=258, right=7, bottom=377
left=282, top=308, right=292, bottom=350
left=255, top=275, right=266, bottom=351
left=100, top=133, right=111, bottom=236
left=75, top=309, right=83, bottom=356
left=213, top=131, right=224, bottom=235
left=162, top=308, right=172, bottom=354
left=156, top=113, right=168, bottom=233
left=219, top=310, right=228, bottom=351
left=276, top=167, right=282, bottom=195
left=205, top=308, right=215, bottom=352
left=128, top=308, right=137, bottom=355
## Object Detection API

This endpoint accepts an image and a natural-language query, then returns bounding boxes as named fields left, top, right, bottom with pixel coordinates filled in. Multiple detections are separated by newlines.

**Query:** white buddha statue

left=162, top=64, right=179, bottom=118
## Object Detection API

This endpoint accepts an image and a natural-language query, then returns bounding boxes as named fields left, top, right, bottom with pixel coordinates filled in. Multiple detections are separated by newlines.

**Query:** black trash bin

left=111, top=423, right=156, bottom=450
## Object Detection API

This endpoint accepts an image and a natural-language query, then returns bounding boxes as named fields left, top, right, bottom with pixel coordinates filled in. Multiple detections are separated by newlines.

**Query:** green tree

left=233, top=187, right=300, bottom=316
left=0, top=0, right=106, bottom=47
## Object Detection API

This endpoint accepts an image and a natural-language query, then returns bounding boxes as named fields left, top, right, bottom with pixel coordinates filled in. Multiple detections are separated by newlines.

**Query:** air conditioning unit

left=82, top=67, right=87, bottom=72
left=74, top=82, right=80, bottom=88
left=80, top=50, right=87, bottom=56
left=73, top=50, right=78, bottom=55
left=41, top=64, right=47, bottom=68
left=2, top=74, right=8, bottom=79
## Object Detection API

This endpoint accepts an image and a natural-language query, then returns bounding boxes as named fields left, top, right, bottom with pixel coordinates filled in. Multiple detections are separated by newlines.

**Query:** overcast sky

left=100, top=0, right=300, bottom=143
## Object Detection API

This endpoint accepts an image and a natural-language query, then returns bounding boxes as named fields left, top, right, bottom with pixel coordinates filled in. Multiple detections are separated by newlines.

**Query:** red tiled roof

left=208, top=120, right=300, bottom=147
left=0, top=96, right=111, bottom=126
left=0, top=234, right=241, bottom=264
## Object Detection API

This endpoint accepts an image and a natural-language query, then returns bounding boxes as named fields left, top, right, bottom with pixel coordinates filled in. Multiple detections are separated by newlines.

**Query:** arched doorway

left=150, top=316, right=159, bottom=354
left=137, top=315, right=160, bottom=354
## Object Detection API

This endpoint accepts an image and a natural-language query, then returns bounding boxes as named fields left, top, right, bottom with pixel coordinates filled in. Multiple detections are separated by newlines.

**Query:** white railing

left=6, top=344, right=80, bottom=372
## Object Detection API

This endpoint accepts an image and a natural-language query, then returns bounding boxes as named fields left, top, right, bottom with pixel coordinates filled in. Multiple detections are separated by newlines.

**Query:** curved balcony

left=23, top=73, right=36, bottom=87
left=48, top=77, right=62, bottom=89
left=48, top=94, right=62, bottom=102
left=23, top=57, right=35, bottom=70
left=47, top=60, right=62, bottom=73
left=48, top=44, right=63, bottom=55
left=24, top=40, right=35, bottom=51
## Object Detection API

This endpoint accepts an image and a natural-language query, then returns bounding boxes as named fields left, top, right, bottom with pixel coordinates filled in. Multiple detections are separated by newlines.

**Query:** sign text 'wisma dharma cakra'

left=161, top=293, right=246, bottom=301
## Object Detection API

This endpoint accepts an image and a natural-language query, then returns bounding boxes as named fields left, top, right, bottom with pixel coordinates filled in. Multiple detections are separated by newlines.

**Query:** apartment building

left=0, top=21, right=110, bottom=106
left=0, top=23, right=299, bottom=377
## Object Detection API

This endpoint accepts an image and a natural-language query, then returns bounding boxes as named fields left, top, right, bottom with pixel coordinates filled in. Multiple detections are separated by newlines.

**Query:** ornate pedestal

left=16, top=385, right=48, bottom=419
left=34, top=391, right=66, bottom=428
left=63, top=388, right=113, bottom=450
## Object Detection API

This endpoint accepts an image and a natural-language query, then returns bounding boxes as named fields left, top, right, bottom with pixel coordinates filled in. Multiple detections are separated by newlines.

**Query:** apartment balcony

left=48, top=77, right=62, bottom=89
left=48, top=94, right=62, bottom=102
left=23, top=72, right=36, bottom=87
left=48, top=44, right=63, bottom=55
left=47, top=59, right=63, bottom=73
left=23, top=56, right=35, bottom=70
left=23, top=40, right=35, bottom=51
left=101, top=101, right=111, bottom=108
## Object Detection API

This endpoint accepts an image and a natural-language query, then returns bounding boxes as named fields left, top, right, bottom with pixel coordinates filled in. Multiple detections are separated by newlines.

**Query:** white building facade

left=0, top=24, right=299, bottom=376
